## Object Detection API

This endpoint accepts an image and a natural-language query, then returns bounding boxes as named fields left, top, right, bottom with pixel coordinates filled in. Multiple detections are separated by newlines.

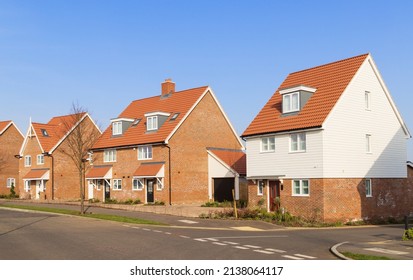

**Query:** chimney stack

left=161, top=78, right=175, bottom=96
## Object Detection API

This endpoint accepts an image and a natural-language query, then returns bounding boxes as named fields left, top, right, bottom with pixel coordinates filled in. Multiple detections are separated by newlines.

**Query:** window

left=292, top=179, right=309, bottom=196
left=132, top=119, right=141, bottom=126
left=113, top=179, right=122, bottom=190
left=257, top=180, right=264, bottom=196
left=261, top=137, right=275, bottom=152
left=7, top=178, right=15, bottom=188
left=112, top=121, right=122, bottom=135
left=283, top=92, right=300, bottom=113
left=138, top=146, right=152, bottom=160
left=170, top=113, right=179, bottom=121
left=147, top=116, right=158, bottom=131
left=156, top=178, right=164, bottom=190
left=96, top=179, right=102, bottom=191
left=366, top=134, right=372, bottom=153
left=365, top=179, right=372, bottom=197
left=24, top=155, right=31, bottom=167
left=290, top=133, right=306, bottom=152
left=132, top=178, right=144, bottom=191
left=104, top=149, right=117, bottom=162
left=365, top=91, right=371, bottom=110
left=41, top=129, right=49, bottom=137
left=24, top=180, right=31, bottom=192
left=37, top=154, right=44, bottom=165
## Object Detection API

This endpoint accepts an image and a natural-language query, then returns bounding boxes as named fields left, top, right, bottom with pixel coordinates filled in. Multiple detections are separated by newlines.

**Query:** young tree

left=59, top=102, right=101, bottom=214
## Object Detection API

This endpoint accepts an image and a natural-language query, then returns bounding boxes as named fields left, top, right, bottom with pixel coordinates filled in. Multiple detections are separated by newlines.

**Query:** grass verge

left=0, top=204, right=166, bottom=226
left=342, top=252, right=393, bottom=260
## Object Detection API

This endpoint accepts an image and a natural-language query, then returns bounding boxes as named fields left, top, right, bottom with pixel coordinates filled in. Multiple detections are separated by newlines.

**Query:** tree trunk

left=80, top=162, right=85, bottom=215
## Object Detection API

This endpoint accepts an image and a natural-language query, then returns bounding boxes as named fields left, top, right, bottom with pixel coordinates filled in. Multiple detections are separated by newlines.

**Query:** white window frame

left=366, top=134, right=372, bottom=153
left=147, top=116, right=158, bottom=131
left=37, top=154, right=44, bottom=165
left=365, top=91, right=371, bottom=110
left=113, top=179, right=122, bottom=190
left=290, top=132, right=306, bottom=152
left=283, top=92, right=300, bottom=113
left=7, top=178, right=15, bottom=188
left=292, top=179, right=310, bottom=196
left=132, top=178, right=144, bottom=191
left=156, top=178, right=164, bottom=190
left=104, top=149, right=117, bottom=162
left=24, top=180, right=31, bottom=192
left=261, top=137, right=275, bottom=152
left=257, top=180, right=264, bottom=196
left=24, top=155, right=32, bottom=167
left=112, top=121, right=122, bottom=135
left=365, top=179, right=372, bottom=197
left=138, top=145, right=153, bottom=160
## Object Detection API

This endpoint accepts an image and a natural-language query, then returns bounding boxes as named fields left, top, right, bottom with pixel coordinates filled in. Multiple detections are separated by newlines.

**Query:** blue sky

left=1, top=0, right=412, bottom=160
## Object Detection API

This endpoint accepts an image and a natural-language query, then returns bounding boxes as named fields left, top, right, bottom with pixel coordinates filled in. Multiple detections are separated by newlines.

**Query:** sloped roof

left=0, top=120, right=12, bottom=135
left=86, top=165, right=112, bottom=179
left=208, top=148, right=246, bottom=176
left=92, top=86, right=209, bottom=149
left=133, top=162, right=164, bottom=177
left=23, top=169, right=50, bottom=180
left=242, top=54, right=369, bottom=137
left=31, top=113, right=86, bottom=152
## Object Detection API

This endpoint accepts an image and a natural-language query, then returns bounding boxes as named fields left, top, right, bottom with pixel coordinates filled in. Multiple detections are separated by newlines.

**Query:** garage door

left=213, top=178, right=234, bottom=202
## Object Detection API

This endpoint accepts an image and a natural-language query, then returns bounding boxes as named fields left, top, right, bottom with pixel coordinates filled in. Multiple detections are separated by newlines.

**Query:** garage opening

left=213, top=178, right=234, bottom=202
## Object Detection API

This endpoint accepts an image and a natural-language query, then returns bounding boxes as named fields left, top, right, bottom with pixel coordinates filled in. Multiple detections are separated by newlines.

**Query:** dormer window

left=283, top=92, right=300, bottom=113
left=112, top=121, right=122, bottom=135
left=279, top=85, right=317, bottom=115
left=110, top=118, right=134, bottom=136
left=147, top=116, right=158, bottom=131
left=144, top=112, right=170, bottom=132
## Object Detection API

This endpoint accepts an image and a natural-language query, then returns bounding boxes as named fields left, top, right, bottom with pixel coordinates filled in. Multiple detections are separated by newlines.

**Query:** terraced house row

left=1, top=53, right=412, bottom=222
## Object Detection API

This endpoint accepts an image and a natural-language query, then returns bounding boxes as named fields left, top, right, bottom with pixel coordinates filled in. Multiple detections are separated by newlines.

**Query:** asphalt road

left=0, top=207, right=407, bottom=260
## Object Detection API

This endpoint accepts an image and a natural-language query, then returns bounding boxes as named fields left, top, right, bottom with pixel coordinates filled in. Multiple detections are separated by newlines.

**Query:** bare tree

left=59, top=102, right=101, bottom=214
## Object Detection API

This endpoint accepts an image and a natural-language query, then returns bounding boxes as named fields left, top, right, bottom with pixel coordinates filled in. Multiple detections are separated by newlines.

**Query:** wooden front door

left=147, top=179, right=155, bottom=203
left=269, top=180, right=280, bottom=211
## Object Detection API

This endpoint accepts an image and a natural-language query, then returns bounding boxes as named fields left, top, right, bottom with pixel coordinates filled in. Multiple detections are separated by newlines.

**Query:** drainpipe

left=43, top=152, right=54, bottom=200
left=165, top=144, right=172, bottom=205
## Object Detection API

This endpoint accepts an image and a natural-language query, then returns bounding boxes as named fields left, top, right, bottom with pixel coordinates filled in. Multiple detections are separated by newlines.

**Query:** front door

left=35, top=180, right=41, bottom=199
left=147, top=179, right=155, bottom=203
left=88, top=180, right=94, bottom=200
left=269, top=180, right=280, bottom=211
left=104, top=180, right=111, bottom=201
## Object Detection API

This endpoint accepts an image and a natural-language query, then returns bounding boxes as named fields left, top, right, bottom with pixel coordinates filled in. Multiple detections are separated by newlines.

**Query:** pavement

left=2, top=198, right=413, bottom=260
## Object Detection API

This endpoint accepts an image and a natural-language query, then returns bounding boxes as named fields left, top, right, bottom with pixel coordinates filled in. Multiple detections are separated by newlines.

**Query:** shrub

left=403, top=228, right=413, bottom=241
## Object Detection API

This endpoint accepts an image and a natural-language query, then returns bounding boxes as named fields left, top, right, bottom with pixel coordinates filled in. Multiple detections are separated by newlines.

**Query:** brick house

left=242, top=54, right=412, bottom=222
left=0, top=121, right=24, bottom=196
left=18, top=113, right=101, bottom=200
left=88, top=79, right=244, bottom=204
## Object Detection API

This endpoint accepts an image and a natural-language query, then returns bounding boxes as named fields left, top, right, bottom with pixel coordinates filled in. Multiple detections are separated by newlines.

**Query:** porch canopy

left=86, top=165, right=112, bottom=179
left=133, top=162, right=164, bottom=178
left=23, top=169, right=50, bottom=180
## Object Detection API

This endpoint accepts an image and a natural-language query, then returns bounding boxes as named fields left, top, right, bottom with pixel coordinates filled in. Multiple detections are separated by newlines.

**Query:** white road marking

left=234, top=246, right=250, bottom=250
left=265, top=248, right=286, bottom=253
left=179, top=235, right=190, bottom=239
left=142, top=228, right=151, bottom=231
left=205, top=238, right=219, bottom=241
left=223, top=241, right=239, bottom=245
left=153, top=230, right=163, bottom=233
left=294, top=254, right=317, bottom=259
left=178, top=220, right=199, bottom=224
left=164, top=232, right=172, bottom=235
left=282, top=255, right=304, bottom=260
left=364, top=248, right=409, bottom=255
left=213, top=242, right=228, bottom=246
left=254, top=250, right=275, bottom=255
left=244, top=245, right=261, bottom=249
left=194, top=238, right=208, bottom=242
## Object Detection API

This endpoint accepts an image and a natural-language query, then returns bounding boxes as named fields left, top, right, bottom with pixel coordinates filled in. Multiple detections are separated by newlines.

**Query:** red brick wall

left=247, top=180, right=267, bottom=209
left=168, top=91, right=243, bottom=204
left=0, top=124, right=23, bottom=195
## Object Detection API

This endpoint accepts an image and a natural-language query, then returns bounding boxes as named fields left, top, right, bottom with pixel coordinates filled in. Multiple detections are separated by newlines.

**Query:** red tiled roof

left=23, top=169, right=50, bottom=180
left=208, top=148, right=246, bottom=175
left=133, top=163, right=164, bottom=177
left=86, top=165, right=112, bottom=179
left=92, top=86, right=209, bottom=149
left=33, top=113, right=86, bottom=152
left=0, top=120, right=12, bottom=135
left=242, top=54, right=369, bottom=137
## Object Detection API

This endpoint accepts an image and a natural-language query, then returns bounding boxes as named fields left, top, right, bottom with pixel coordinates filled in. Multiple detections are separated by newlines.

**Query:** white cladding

left=246, top=130, right=324, bottom=179
left=323, top=58, right=408, bottom=178
left=246, top=56, right=408, bottom=179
